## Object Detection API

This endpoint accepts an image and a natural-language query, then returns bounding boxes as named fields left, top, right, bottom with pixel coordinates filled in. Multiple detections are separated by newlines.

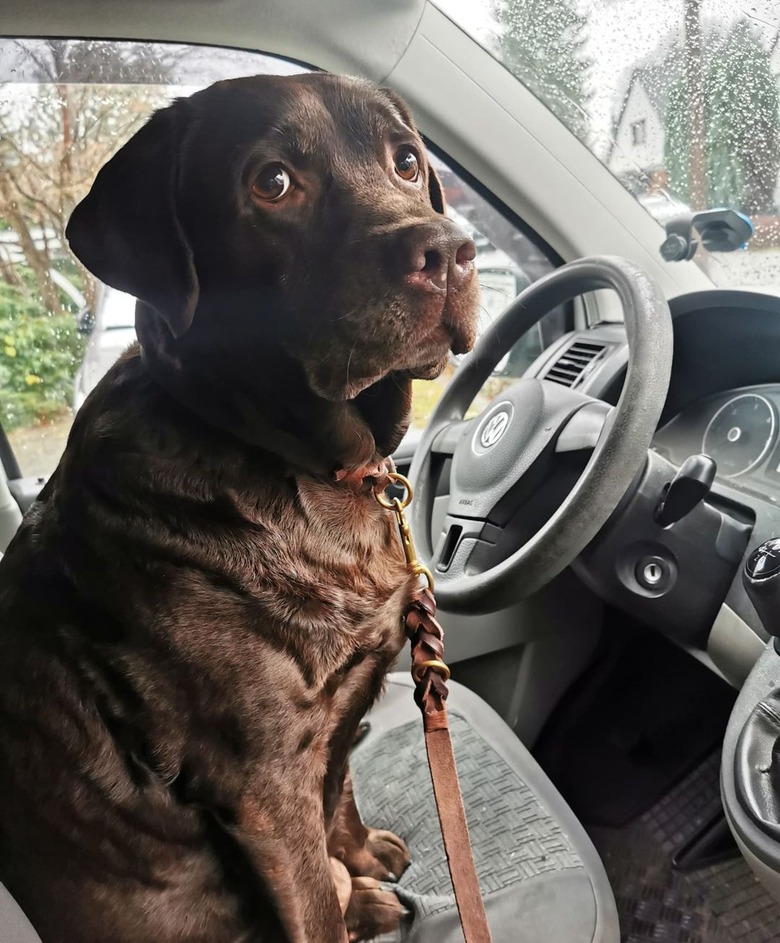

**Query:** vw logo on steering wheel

left=479, top=410, right=510, bottom=449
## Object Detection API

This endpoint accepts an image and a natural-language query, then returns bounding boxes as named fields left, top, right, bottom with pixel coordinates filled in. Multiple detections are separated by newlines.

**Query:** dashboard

left=524, top=288, right=780, bottom=676
left=654, top=386, right=780, bottom=503
left=395, top=286, right=780, bottom=684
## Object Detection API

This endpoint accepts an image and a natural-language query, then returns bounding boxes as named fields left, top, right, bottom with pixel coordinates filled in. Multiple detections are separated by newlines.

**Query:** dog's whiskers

left=345, top=340, right=359, bottom=389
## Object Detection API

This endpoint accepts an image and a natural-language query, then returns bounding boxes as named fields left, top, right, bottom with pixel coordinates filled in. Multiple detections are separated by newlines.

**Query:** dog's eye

left=393, top=148, right=420, bottom=182
left=252, top=164, right=292, bottom=202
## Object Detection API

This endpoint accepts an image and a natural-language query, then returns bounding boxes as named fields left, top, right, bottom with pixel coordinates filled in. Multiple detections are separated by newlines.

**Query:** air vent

left=544, top=339, right=607, bottom=388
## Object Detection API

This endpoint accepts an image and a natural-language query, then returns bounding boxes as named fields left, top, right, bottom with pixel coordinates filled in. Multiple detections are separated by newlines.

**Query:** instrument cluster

left=654, top=386, right=780, bottom=498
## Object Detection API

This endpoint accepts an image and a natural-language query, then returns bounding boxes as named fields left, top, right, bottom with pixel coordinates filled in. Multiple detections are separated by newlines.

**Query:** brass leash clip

left=374, top=474, right=448, bottom=682
left=373, top=472, right=434, bottom=590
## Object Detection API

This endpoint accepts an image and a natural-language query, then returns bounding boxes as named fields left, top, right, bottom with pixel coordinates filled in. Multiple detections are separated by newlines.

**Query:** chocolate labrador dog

left=0, top=73, right=478, bottom=943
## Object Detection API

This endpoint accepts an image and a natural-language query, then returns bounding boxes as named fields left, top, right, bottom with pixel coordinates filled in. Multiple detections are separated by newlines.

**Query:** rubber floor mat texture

left=588, top=753, right=780, bottom=942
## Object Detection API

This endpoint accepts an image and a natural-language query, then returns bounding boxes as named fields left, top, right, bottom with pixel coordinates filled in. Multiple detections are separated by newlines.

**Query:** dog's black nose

left=405, top=222, right=476, bottom=294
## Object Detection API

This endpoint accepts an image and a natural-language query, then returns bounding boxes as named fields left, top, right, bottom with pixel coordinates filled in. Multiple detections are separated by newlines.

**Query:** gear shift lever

left=735, top=539, right=780, bottom=841
left=744, top=539, right=780, bottom=649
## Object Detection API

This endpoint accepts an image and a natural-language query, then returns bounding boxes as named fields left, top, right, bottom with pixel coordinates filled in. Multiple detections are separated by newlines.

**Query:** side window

left=0, top=39, right=306, bottom=479
left=411, top=152, right=568, bottom=431
left=0, top=41, right=567, bottom=477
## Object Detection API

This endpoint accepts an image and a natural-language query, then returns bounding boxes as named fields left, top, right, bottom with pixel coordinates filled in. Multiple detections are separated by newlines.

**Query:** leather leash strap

left=373, top=473, right=493, bottom=943
left=405, top=587, right=493, bottom=943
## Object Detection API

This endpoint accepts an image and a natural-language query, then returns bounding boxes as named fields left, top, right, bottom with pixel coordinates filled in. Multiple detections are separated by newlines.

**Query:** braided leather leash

left=374, top=473, right=493, bottom=943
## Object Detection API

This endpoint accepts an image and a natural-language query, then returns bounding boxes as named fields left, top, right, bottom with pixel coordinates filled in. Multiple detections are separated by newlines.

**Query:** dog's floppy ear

left=427, top=162, right=446, bottom=215
left=66, top=103, right=198, bottom=339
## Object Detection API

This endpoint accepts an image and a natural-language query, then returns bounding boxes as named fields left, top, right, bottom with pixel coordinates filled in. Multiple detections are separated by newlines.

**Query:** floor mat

left=588, top=752, right=780, bottom=942
left=535, top=619, right=737, bottom=826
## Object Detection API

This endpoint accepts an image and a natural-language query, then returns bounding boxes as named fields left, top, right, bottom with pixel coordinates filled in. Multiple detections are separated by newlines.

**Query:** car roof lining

left=0, top=0, right=427, bottom=82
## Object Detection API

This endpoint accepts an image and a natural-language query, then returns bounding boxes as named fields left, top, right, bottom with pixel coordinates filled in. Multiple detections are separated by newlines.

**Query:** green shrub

left=0, top=278, right=86, bottom=431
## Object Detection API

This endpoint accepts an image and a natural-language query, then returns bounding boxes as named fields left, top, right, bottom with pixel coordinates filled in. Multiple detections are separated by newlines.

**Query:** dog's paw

left=343, top=827, right=411, bottom=881
left=345, top=876, right=407, bottom=943
left=364, top=828, right=411, bottom=881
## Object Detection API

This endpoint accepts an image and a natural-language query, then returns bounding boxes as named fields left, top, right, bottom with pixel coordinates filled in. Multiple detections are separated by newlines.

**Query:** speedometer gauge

left=702, top=393, right=776, bottom=478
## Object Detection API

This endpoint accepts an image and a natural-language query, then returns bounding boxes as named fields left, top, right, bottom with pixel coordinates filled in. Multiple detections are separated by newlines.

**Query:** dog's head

left=67, top=73, right=479, bottom=410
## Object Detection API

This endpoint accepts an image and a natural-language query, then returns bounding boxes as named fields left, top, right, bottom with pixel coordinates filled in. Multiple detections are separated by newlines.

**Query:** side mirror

left=76, top=307, right=95, bottom=335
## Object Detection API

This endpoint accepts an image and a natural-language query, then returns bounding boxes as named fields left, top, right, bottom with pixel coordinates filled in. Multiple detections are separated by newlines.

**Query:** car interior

left=4, top=1, right=780, bottom=941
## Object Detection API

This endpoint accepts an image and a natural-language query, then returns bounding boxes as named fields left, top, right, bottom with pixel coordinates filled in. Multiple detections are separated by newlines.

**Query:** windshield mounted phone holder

left=660, top=208, right=754, bottom=262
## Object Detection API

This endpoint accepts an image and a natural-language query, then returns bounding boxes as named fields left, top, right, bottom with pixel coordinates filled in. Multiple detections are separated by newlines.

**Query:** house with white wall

left=607, top=69, right=668, bottom=184
left=608, top=30, right=780, bottom=207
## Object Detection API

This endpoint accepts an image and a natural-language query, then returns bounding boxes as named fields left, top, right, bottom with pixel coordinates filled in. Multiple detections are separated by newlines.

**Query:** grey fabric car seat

left=0, top=881, right=41, bottom=942
left=0, top=675, right=619, bottom=943
left=351, top=674, right=619, bottom=943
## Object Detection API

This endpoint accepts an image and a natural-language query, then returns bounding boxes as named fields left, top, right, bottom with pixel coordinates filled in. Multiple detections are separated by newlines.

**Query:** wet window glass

left=0, top=40, right=304, bottom=477
left=437, top=0, right=780, bottom=290
left=0, top=38, right=564, bottom=478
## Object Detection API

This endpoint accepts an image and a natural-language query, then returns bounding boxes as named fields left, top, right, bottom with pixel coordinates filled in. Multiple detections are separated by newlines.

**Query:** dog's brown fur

left=0, top=73, right=478, bottom=943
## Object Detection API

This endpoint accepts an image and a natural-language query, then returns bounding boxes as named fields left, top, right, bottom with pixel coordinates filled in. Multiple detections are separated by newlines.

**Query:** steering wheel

left=408, top=256, right=673, bottom=614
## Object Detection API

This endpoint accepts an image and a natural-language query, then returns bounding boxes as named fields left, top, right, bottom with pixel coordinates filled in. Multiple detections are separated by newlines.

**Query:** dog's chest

left=223, top=474, right=413, bottom=681
left=292, top=476, right=410, bottom=638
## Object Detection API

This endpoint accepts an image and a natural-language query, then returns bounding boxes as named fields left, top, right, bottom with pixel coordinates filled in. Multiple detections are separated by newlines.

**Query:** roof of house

left=605, top=42, right=680, bottom=168
left=611, top=42, right=681, bottom=135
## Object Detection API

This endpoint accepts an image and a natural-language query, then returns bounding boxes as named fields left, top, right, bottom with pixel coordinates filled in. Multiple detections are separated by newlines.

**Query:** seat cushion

left=0, top=881, right=41, bottom=942
left=351, top=674, right=619, bottom=943
left=0, top=674, right=618, bottom=943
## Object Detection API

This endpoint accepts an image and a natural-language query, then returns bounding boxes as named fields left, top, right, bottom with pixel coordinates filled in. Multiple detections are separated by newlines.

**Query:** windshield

left=436, top=0, right=780, bottom=290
